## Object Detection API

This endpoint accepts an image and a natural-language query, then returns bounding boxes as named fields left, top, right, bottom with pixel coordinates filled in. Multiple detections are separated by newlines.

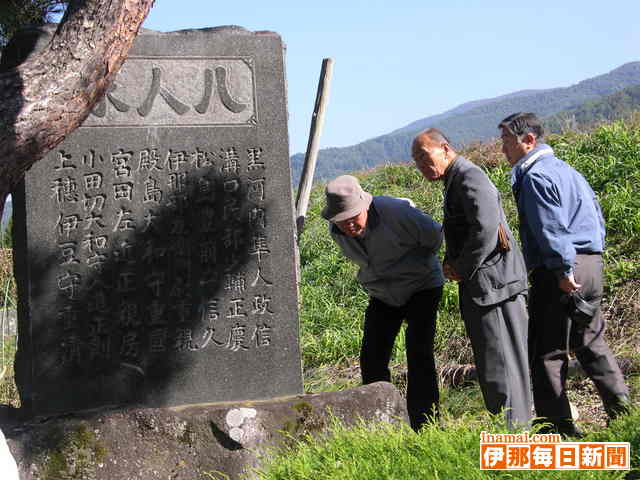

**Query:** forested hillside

left=545, top=84, right=640, bottom=132
left=291, top=62, right=640, bottom=184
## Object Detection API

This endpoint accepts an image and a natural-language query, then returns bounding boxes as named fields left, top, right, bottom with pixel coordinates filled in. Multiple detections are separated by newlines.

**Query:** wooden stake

left=295, top=58, right=334, bottom=238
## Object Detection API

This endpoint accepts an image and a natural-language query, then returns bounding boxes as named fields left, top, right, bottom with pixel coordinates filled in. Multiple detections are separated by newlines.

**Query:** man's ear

left=523, top=133, right=537, bottom=147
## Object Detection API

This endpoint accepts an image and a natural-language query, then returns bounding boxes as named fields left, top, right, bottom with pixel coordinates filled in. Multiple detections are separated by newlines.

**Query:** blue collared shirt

left=511, top=143, right=605, bottom=278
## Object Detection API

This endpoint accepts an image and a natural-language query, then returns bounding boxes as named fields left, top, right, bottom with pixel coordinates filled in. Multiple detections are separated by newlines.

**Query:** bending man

left=323, top=175, right=444, bottom=431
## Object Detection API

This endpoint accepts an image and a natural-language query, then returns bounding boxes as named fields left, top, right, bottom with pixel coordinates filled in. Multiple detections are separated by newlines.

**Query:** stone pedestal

left=5, top=382, right=409, bottom=480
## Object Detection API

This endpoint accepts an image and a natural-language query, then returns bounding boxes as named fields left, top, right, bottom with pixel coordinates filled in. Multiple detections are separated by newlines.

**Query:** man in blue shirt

left=499, top=112, right=629, bottom=436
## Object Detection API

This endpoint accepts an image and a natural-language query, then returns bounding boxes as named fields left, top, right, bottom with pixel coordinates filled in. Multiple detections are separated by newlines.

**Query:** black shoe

left=605, top=394, right=631, bottom=422
left=558, top=423, right=584, bottom=440
left=533, top=417, right=583, bottom=439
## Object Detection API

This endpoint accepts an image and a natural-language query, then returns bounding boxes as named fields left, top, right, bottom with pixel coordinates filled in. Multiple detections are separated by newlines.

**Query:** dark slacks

left=529, top=254, right=628, bottom=431
left=360, top=286, right=443, bottom=431
left=459, top=287, right=532, bottom=429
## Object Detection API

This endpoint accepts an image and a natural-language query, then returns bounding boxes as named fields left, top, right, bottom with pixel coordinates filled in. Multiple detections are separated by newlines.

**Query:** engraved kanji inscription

left=83, top=193, right=106, bottom=212
left=252, top=294, right=274, bottom=315
left=247, top=147, right=264, bottom=170
left=82, top=150, right=105, bottom=169
left=57, top=214, right=82, bottom=238
left=174, top=328, right=197, bottom=352
left=112, top=150, right=133, bottom=178
left=143, top=177, right=163, bottom=203
left=58, top=242, right=80, bottom=266
left=92, top=84, right=131, bottom=117
left=221, top=147, right=240, bottom=175
left=227, top=298, right=247, bottom=318
left=138, top=67, right=190, bottom=117
left=249, top=234, right=270, bottom=264
left=224, top=273, right=246, bottom=293
left=51, top=177, right=79, bottom=204
left=253, top=323, right=272, bottom=347
left=84, top=172, right=103, bottom=190
left=54, top=151, right=76, bottom=171
left=57, top=271, right=81, bottom=299
left=82, top=232, right=108, bottom=253
left=166, top=150, right=188, bottom=171
left=84, top=58, right=256, bottom=127
left=226, top=322, right=249, bottom=352
left=113, top=207, right=136, bottom=232
left=247, top=178, right=266, bottom=202
left=138, top=149, right=163, bottom=171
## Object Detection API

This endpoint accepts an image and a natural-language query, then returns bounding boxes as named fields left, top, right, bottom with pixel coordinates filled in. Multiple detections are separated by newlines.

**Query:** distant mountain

left=291, top=62, right=640, bottom=184
left=545, top=84, right=640, bottom=133
left=389, top=88, right=547, bottom=136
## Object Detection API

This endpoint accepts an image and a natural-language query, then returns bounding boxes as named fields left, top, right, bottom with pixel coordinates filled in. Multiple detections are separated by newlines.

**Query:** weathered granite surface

left=5, top=382, right=409, bottom=480
left=9, top=25, right=302, bottom=417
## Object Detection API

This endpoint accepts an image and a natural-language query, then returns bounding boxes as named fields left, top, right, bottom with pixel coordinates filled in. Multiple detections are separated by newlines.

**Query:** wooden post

left=295, top=58, right=334, bottom=238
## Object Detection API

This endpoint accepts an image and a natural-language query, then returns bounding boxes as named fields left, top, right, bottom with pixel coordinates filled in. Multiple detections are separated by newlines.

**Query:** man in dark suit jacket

left=412, top=128, right=532, bottom=428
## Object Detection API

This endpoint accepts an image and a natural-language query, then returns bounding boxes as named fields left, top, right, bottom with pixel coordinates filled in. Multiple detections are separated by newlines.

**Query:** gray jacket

left=330, top=196, right=444, bottom=307
left=443, top=156, right=528, bottom=306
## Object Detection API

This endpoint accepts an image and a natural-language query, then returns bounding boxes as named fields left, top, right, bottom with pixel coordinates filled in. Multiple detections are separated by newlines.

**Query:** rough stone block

left=5, top=382, right=409, bottom=480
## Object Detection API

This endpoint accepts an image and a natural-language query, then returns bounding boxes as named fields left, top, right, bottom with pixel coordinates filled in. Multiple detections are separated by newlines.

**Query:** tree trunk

left=0, top=0, right=155, bottom=218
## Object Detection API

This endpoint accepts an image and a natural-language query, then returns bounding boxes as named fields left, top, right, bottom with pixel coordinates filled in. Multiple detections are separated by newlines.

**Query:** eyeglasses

left=335, top=214, right=360, bottom=227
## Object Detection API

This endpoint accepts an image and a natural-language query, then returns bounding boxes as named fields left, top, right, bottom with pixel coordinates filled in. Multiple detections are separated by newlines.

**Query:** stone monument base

left=4, top=382, right=408, bottom=480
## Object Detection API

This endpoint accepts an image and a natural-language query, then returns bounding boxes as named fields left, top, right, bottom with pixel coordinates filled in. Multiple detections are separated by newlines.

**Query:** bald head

left=412, top=128, right=453, bottom=156
left=412, top=128, right=456, bottom=181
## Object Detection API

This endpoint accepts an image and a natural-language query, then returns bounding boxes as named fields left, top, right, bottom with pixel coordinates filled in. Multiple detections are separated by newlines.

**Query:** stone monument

left=10, top=26, right=303, bottom=417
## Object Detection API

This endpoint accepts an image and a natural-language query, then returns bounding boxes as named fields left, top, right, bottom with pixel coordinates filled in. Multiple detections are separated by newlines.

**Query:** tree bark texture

left=0, top=0, right=155, bottom=218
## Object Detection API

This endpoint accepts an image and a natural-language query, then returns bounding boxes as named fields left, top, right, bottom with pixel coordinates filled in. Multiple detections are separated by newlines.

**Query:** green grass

left=253, top=405, right=640, bottom=480
left=0, top=335, right=18, bottom=407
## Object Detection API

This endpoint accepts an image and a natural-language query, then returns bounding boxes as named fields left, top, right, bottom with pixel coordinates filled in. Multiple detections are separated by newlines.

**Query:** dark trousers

left=361, top=286, right=443, bottom=431
left=459, top=288, right=532, bottom=429
left=529, top=254, right=628, bottom=431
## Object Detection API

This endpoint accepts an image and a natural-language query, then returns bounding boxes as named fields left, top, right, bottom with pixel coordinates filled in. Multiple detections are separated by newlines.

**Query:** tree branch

left=0, top=0, right=154, bottom=217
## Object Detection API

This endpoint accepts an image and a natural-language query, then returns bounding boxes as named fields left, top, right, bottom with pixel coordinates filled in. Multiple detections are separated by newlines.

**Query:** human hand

left=559, top=273, right=581, bottom=294
left=443, top=262, right=463, bottom=282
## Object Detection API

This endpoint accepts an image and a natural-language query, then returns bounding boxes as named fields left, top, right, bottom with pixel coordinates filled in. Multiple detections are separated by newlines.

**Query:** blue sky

left=141, top=1, right=640, bottom=155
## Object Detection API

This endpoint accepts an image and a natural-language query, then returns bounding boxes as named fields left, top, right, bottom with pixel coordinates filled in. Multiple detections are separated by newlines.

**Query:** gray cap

left=321, top=175, right=373, bottom=222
